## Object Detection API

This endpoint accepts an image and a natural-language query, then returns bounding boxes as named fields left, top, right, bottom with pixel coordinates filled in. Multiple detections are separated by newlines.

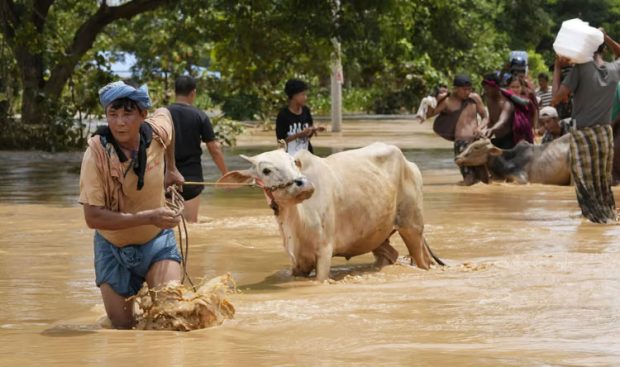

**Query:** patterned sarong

left=569, top=124, right=617, bottom=223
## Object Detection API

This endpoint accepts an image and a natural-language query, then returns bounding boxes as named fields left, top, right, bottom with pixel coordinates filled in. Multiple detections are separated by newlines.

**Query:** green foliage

left=311, top=87, right=373, bottom=115
left=211, top=115, right=245, bottom=147
left=527, top=50, right=551, bottom=79
left=2, top=0, right=620, bottom=150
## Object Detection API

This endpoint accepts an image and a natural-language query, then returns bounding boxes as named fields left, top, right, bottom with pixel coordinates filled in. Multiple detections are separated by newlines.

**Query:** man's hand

left=555, top=55, right=572, bottom=69
left=144, top=207, right=181, bottom=229
left=165, top=168, right=185, bottom=189
left=301, top=127, right=315, bottom=138
left=482, top=127, right=495, bottom=139
left=310, top=126, right=326, bottom=137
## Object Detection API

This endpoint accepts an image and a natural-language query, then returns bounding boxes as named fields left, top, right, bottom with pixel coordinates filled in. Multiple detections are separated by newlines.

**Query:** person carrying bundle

left=552, top=27, right=620, bottom=223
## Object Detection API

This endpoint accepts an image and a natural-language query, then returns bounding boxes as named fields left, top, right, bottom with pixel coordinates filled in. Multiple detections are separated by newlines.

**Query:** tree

left=0, top=0, right=170, bottom=125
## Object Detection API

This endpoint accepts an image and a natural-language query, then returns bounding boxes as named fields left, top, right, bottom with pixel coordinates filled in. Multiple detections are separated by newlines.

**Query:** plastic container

left=553, top=18, right=604, bottom=64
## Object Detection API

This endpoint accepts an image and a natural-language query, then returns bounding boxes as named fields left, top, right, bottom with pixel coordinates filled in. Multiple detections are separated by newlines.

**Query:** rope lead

left=166, top=185, right=196, bottom=291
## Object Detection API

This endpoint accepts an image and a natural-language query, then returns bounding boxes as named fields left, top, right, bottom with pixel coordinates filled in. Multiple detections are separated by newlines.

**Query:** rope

left=184, top=179, right=296, bottom=192
left=165, top=185, right=196, bottom=291
left=163, top=177, right=294, bottom=286
left=183, top=181, right=256, bottom=187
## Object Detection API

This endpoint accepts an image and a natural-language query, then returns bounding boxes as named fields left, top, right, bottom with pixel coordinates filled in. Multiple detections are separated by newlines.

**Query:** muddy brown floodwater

left=0, top=120, right=619, bottom=366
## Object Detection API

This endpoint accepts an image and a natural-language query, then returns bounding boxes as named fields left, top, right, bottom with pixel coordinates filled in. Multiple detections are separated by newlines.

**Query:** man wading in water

left=552, top=31, right=620, bottom=223
left=79, top=81, right=185, bottom=328
left=481, top=73, right=517, bottom=149
left=426, top=74, right=489, bottom=185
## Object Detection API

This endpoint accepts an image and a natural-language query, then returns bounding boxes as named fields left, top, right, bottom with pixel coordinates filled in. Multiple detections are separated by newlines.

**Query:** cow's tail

left=424, top=237, right=445, bottom=266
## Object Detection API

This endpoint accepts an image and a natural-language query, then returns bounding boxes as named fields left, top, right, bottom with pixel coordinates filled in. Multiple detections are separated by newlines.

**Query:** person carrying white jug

left=552, top=27, right=620, bottom=223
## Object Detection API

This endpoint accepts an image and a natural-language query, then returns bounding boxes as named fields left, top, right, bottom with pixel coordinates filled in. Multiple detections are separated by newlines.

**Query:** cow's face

left=217, top=149, right=315, bottom=204
left=455, top=139, right=502, bottom=166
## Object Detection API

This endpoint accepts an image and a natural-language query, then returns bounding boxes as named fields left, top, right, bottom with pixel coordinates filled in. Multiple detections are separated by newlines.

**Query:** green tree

left=0, top=0, right=170, bottom=127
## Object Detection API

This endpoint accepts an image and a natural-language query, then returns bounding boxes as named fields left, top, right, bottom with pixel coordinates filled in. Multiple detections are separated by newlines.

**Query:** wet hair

left=432, top=84, right=448, bottom=97
left=175, top=75, right=197, bottom=96
left=538, top=73, right=549, bottom=81
left=453, top=74, right=472, bottom=87
left=284, top=79, right=308, bottom=99
left=107, top=97, right=142, bottom=113
left=507, top=76, right=527, bottom=90
left=483, top=72, right=501, bottom=85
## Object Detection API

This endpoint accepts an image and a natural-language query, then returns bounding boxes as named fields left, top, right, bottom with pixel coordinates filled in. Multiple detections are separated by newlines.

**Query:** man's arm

left=206, top=141, right=228, bottom=175
left=164, top=112, right=184, bottom=188
left=552, top=57, right=572, bottom=106
left=426, top=94, right=450, bottom=118
left=484, top=100, right=514, bottom=138
left=471, top=93, right=489, bottom=128
left=603, top=31, right=620, bottom=59
left=83, top=205, right=180, bottom=238
left=284, top=129, right=313, bottom=142
left=276, top=112, right=312, bottom=143
left=529, top=92, right=540, bottom=131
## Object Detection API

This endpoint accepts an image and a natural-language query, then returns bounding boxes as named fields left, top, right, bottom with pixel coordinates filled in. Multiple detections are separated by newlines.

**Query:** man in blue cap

left=79, top=80, right=185, bottom=328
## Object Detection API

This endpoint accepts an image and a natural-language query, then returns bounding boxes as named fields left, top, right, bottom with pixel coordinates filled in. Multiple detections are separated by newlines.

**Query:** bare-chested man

left=481, top=72, right=516, bottom=149
left=427, top=74, right=489, bottom=185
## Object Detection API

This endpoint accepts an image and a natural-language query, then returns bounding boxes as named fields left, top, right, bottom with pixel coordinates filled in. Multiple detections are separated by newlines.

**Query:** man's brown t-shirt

left=79, top=108, right=172, bottom=246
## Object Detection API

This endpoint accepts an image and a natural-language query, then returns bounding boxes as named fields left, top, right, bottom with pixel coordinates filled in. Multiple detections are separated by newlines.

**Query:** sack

left=433, top=114, right=457, bottom=141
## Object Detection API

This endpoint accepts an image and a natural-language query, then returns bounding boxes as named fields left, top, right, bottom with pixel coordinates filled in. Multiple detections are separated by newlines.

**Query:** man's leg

left=611, top=126, right=620, bottom=185
left=146, top=259, right=183, bottom=288
left=474, top=165, right=490, bottom=184
left=569, top=126, right=617, bottom=223
left=455, top=140, right=478, bottom=185
left=182, top=196, right=200, bottom=223
left=100, top=284, right=134, bottom=329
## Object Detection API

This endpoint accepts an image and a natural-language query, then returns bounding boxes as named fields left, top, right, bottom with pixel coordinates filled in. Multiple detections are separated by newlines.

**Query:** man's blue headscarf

left=98, top=81, right=152, bottom=110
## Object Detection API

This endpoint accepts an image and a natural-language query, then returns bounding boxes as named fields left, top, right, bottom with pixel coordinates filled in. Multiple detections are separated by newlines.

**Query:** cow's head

left=454, top=139, right=503, bottom=166
left=217, top=149, right=315, bottom=204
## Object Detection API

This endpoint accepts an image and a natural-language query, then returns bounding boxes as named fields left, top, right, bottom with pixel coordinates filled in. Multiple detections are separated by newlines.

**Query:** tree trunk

left=1, top=0, right=170, bottom=129
left=19, top=55, right=47, bottom=124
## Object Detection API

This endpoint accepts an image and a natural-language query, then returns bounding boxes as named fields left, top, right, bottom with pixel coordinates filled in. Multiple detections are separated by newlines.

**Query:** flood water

left=1, top=141, right=620, bottom=366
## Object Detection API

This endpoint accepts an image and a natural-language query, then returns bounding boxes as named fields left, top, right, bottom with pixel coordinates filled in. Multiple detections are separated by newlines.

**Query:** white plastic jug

left=553, top=18, right=604, bottom=64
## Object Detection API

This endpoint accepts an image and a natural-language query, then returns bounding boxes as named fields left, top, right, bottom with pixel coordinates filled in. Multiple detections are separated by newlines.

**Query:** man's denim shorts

left=94, top=229, right=182, bottom=297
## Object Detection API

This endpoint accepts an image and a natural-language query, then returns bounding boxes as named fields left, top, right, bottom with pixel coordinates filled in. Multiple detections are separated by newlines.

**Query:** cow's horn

left=240, top=154, right=257, bottom=166
left=277, top=139, right=288, bottom=151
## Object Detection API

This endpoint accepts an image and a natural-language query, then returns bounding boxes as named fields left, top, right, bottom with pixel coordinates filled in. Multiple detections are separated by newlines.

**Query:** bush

left=211, top=115, right=245, bottom=147
left=220, top=93, right=262, bottom=121
left=0, top=115, right=86, bottom=151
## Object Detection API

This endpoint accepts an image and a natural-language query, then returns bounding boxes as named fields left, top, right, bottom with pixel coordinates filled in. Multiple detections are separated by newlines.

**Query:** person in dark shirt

left=276, top=79, right=324, bottom=155
left=167, top=76, right=228, bottom=222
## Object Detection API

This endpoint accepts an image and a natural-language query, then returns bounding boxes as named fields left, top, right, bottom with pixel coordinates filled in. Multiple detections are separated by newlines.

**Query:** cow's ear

left=216, top=170, right=255, bottom=189
left=240, top=154, right=257, bottom=166
left=488, top=147, right=503, bottom=156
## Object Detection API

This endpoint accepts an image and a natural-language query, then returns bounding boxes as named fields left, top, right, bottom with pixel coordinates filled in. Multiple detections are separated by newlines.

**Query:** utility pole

left=330, top=0, right=343, bottom=133
left=330, top=38, right=343, bottom=133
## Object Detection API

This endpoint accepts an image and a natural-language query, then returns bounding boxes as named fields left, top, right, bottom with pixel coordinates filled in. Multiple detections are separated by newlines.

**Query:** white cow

left=218, top=143, right=443, bottom=281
